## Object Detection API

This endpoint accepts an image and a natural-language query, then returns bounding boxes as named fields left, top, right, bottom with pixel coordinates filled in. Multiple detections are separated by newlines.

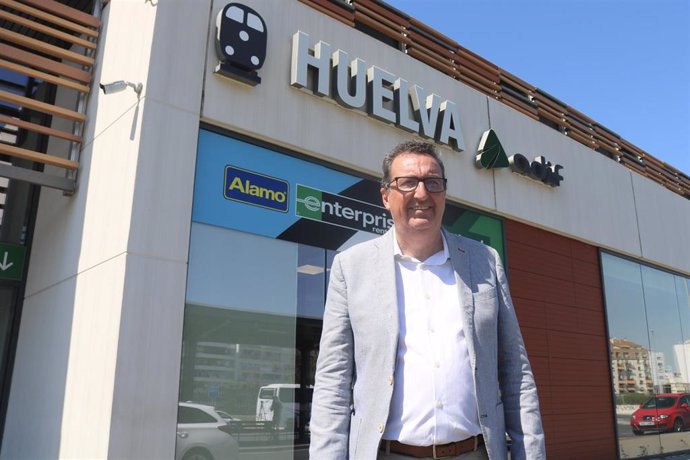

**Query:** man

left=309, top=141, right=545, bottom=460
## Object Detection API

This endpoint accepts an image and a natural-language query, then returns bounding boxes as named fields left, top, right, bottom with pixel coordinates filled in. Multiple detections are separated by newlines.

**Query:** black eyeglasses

left=387, top=176, right=447, bottom=193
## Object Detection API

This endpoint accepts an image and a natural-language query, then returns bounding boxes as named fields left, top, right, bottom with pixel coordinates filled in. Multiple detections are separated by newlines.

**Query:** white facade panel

left=143, top=0, right=211, bottom=114
left=107, top=254, right=187, bottom=460
left=55, top=256, right=127, bottom=459
left=632, top=173, right=690, bottom=274
left=489, top=99, right=644, bottom=258
left=127, top=99, right=200, bottom=262
left=1, top=279, right=78, bottom=460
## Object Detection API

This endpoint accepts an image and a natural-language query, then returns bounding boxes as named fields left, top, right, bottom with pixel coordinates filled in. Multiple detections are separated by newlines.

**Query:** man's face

left=381, top=152, right=446, bottom=235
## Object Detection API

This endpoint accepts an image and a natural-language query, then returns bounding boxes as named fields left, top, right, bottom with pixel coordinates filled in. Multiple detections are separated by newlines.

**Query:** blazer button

left=378, top=423, right=384, bottom=433
left=387, top=375, right=393, bottom=385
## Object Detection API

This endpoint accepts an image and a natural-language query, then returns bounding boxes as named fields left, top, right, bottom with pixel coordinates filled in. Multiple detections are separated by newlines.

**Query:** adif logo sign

left=475, top=129, right=564, bottom=187
left=215, top=3, right=267, bottom=86
left=296, top=185, right=393, bottom=235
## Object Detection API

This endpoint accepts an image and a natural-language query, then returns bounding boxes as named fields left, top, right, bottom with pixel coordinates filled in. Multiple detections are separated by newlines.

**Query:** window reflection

left=602, top=253, right=690, bottom=459
left=179, top=226, right=327, bottom=459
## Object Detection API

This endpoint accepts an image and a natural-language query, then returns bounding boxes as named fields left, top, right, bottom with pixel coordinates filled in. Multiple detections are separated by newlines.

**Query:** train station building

left=0, top=1, right=688, bottom=459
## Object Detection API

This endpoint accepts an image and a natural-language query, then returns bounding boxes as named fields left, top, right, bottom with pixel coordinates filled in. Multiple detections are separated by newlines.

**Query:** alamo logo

left=224, top=166, right=288, bottom=212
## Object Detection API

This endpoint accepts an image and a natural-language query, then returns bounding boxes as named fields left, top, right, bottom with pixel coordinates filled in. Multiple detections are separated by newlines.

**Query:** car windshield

left=259, top=388, right=276, bottom=399
left=642, top=396, right=677, bottom=409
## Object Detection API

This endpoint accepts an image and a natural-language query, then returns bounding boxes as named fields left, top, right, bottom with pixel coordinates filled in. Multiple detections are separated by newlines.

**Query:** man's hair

left=381, top=140, right=445, bottom=187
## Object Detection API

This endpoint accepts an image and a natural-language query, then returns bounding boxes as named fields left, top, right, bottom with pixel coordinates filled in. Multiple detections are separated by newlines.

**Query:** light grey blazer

left=309, top=228, right=545, bottom=460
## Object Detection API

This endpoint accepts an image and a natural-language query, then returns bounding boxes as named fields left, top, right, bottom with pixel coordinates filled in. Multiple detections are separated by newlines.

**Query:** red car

left=630, top=393, right=690, bottom=435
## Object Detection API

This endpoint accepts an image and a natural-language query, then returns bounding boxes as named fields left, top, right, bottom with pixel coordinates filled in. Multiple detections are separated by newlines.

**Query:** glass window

left=602, top=252, right=690, bottom=459
left=177, top=130, right=505, bottom=458
left=178, top=406, right=218, bottom=424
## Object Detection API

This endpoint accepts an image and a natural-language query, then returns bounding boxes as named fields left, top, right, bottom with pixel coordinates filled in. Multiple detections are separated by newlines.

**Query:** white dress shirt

left=383, top=232, right=482, bottom=445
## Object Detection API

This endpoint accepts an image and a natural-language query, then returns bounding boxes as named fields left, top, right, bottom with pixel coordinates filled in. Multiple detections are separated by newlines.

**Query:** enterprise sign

left=296, top=184, right=393, bottom=235
left=290, top=31, right=465, bottom=151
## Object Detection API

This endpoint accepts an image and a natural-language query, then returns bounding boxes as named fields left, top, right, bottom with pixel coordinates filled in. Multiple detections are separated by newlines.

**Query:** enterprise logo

left=224, top=166, right=288, bottom=212
left=296, top=184, right=392, bottom=235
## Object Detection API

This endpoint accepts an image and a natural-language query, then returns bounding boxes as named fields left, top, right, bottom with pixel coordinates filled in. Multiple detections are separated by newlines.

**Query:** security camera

left=99, top=80, right=143, bottom=96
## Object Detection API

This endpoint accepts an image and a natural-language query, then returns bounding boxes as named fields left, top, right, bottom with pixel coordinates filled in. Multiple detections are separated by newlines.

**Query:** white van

left=255, top=384, right=313, bottom=430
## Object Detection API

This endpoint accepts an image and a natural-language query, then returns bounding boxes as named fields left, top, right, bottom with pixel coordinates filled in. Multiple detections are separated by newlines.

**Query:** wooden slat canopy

left=0, top=0, right=100, bottom=191
left=299, top=0, right=690, bottom=199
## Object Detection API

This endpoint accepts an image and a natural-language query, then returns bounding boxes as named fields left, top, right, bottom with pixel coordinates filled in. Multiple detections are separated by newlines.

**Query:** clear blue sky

left=386, top=0, right=690, bottom=176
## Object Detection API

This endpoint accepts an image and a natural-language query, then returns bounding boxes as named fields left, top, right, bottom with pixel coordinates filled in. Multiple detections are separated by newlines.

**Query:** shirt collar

left=392, top=227, right=450, bottom=265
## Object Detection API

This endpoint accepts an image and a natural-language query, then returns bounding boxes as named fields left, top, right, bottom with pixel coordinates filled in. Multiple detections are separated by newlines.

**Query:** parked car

left=176, top=402, right=239, bottom=460
left=630, top=393, right=690, bottom=435
left=215, top=409, right=240, bottom=424
left=255, top=383, right=313, bottom=431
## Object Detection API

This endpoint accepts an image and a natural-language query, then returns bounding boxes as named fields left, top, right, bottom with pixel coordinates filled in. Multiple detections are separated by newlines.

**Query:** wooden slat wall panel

left=0, top=43, right=92, bottom=83
left=297, top=0, right=353, bottom=26
left=0, top=0, right=98, bottom=37
left=406, top=48, right=455, bottom=77
left=357, top=0, right=408, bottom=27
left=457, top=56, right=500, bottom=85
left=408, top=17, right=458, bottom=49
left=0, top=90, right=86, bottom=122
left=0, top=114, right=81, bottom=142
left=456, top=64, right=499, bottom=94
left=23, top=0, right=100, bottom=29
left=0, top=0, right=99, bottom=174
left=406, top=30, right=457, bottom=64
left=0, top=28, right=93, bottom=67
left=0, top=9, right=96, bottom=49
left=299, top=0, right=690, bottom=199
left=0, top=58, right=90, bottom=92
left=501, top=94, right=539, bottom=120
left=0, top=143, right=79, bottom=169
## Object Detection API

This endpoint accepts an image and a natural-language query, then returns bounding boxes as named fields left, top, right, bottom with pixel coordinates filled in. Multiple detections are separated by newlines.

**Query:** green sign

left=443, top=210, right=505, bottom=265
left=0, top=243, right=26, bottom=281
left=475, top=129, right=509, bottom=169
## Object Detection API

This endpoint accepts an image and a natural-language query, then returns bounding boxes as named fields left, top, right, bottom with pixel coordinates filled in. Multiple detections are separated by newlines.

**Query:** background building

left=611, top=339, right=653, bottom=396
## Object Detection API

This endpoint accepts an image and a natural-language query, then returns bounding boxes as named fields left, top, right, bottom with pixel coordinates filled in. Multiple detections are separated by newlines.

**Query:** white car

left=176, top=402, right=239, bottom=460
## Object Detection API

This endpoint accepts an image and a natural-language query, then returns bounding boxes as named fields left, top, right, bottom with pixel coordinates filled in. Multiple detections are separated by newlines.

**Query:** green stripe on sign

left=296, top=185, right=323, bottom=221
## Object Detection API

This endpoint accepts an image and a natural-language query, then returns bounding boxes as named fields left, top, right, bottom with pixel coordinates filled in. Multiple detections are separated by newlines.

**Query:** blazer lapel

left=371, top=229, right=399, bottom=359
left=444, top=230, right=477, bottom=361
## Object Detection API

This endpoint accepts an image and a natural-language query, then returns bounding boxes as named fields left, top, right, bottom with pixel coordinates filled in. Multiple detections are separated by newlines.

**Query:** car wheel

left=182, top=448, right=213, bottom=460
left=673, top=418, right=684, bottom=432
left=632, top=428, right=643, bottom=436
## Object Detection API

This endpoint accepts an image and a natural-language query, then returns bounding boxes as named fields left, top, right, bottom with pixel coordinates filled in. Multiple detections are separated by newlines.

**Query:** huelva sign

left=290, top=31, right=466, bottom=152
